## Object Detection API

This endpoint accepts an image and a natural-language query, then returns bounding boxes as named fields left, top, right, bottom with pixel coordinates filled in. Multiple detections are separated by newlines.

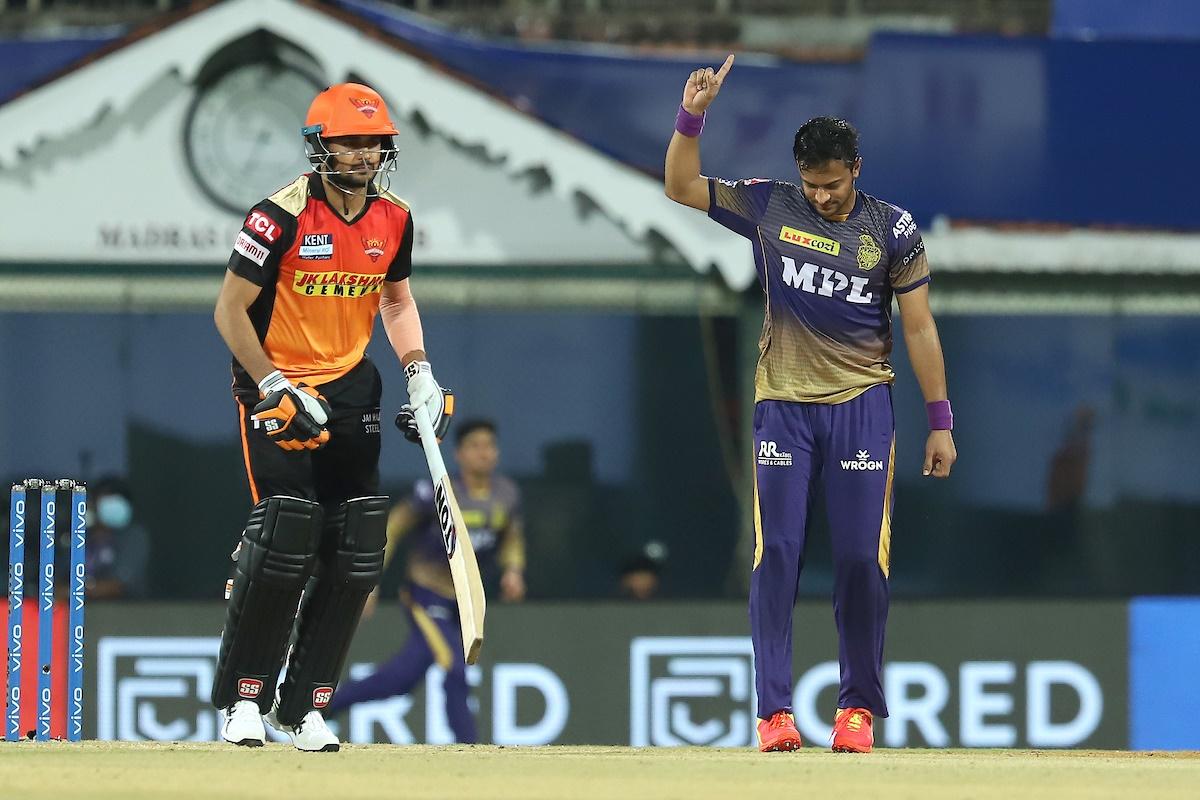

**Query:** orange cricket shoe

left=756, top=711, right=802, bottom=752
left=831, top=707, right=873, bottom=753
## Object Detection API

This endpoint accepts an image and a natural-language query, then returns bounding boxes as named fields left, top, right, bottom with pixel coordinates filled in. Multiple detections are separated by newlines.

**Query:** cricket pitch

left=2, top=742, right=1197, bottom=799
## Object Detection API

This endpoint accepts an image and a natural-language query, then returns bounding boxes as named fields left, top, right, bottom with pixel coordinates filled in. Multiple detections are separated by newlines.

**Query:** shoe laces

left=766, top=711, right=792, bottom=730
left=836, top=709, right=868, bottom=733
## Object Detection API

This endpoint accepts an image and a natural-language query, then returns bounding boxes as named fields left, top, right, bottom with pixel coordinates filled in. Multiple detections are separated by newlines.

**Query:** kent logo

left=299, top=233, right=334, bottom=261
left=841, top=450, right=885, bottom=471
left=781, top=257, right=873, bottom=305
left=303, top=234, right=332, bottom=247
left=433, top=483, right=458, bottom=558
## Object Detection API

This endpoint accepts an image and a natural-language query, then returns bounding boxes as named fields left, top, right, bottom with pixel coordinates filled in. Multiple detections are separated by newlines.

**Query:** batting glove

left=252, top=370, right=332, bottom=451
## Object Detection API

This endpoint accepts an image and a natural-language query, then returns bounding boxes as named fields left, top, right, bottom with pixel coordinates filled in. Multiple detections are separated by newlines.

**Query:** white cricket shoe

left=266, top=707, right=340, bottom=752
left=221, top=700, right=265, bottom=747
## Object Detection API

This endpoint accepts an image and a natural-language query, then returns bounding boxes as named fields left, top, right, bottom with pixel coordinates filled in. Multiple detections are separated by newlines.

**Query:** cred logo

left=313, top=687, right=333, bottom=708
left=237, top=678, right=263, bottom=699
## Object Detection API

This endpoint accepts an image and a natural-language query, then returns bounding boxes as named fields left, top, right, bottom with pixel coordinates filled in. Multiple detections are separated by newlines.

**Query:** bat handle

left=412, top=404, right=448, bottom=483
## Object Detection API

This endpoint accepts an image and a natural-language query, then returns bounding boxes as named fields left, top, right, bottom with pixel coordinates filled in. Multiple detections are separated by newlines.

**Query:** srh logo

left=757, top=440, right=792, bottom=467
left=361, top=236, right=386, bottom=263
left=349, top=97, right=379, bottom=118
left=433, top=483, right=457, bottom=558
left=841, top=450, right=885, bottom=471
left=245, top=210, right=280, bottom=243
left=781, top=256, right=873, bottom=305
left=630, top=637, right=756, bottom=747
left=313, top=687, right=333, bottom=708
left=237, top=678, right=263, bottom=699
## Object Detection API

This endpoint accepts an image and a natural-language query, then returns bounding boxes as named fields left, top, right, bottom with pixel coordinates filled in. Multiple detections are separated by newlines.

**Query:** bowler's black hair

left=793, top=116, right=860, bottom=170
left=455, top=418, right=497, bottom=448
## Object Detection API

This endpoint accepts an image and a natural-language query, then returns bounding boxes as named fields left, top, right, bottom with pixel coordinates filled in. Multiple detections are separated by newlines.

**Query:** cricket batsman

left=210, top=82, right=452, bottom=751
left=664, top=55, right=957, bottom=753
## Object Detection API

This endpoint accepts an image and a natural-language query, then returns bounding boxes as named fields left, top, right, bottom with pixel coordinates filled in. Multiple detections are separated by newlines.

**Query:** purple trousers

left=327, top=583, right=477, bottom=743
left=750, top=385, right=895, bottom=718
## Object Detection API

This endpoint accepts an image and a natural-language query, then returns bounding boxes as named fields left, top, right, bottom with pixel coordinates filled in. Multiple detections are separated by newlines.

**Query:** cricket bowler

left=664, top=55, right=957, bottom=753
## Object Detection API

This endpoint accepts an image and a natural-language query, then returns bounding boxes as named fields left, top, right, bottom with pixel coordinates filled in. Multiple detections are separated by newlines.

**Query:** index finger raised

left=715, top=54, right=735, bottom=80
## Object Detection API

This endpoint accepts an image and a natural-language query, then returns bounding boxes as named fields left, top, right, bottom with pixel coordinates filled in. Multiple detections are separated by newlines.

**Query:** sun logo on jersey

left=349, top=97, right=380, bottom=118
left=361, top=236, right=386, bottom=262
left=856, top=233, right=882, bottom=271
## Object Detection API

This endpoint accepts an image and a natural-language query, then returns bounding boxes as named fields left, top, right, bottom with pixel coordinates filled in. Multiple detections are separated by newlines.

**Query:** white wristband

left=403, top=360, right=431, bottom=383
left=258, top=369, right=292, bottom=395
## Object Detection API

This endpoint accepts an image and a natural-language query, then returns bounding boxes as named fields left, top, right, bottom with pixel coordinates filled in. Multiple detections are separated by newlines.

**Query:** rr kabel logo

left=757, top=441, right=793, bottom=467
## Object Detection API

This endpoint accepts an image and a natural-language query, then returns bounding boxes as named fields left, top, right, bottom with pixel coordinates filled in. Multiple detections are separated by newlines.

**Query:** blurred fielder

left=328, top=418, right=525, bottom=743
left=210, top=82, right=453, bottom=752
left=664, top=55, right=956, bottom=754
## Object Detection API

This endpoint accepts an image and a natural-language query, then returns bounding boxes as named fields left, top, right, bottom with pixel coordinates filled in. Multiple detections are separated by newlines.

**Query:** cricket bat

left=412, top=405, right=487, bottom=664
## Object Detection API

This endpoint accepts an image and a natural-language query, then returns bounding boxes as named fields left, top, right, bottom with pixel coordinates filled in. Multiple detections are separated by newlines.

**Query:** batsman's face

left=456, top=429, right=499, bottom=477
left=798, top=158, right=860, bottom=221
left=325, top=135, right=384, bottom=186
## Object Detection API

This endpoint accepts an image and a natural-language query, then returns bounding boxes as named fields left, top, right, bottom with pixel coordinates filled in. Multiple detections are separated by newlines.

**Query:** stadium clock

left=184, top=62, right=322, bottom=215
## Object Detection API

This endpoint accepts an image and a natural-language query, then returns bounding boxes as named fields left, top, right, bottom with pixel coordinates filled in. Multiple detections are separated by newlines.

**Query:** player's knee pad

left=275, top=496, right=388, bottom=724
left=211, top=496, right=323, bottom=712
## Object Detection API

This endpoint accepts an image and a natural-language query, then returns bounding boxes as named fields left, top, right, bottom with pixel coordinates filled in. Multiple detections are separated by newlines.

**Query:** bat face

left=433, top=479, right=458, bottom=558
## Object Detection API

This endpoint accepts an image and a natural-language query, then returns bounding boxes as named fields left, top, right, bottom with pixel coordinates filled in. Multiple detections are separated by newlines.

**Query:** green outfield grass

left=2, top=743, right=1197, bottom=800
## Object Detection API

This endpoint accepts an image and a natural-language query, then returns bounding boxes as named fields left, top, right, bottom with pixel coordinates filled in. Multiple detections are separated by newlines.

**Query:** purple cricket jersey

left=407, top=474, right=522, bottom=597
left=708, top=178, right=930, bottom=404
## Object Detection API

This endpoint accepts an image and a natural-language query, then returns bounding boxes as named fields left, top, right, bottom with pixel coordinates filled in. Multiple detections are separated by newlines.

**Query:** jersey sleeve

left=386, top=214, right=414, bottom=282
left=885, top=206, right=930, bottom=293
left=226, top=200, right=297, bottom=286
left=707, top=177, right=775, bottom=239
left=410, top=478, right=435, bottom=519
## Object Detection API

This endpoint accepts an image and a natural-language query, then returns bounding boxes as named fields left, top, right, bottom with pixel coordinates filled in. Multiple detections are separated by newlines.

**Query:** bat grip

left=412, top=404, right=448, bottom=483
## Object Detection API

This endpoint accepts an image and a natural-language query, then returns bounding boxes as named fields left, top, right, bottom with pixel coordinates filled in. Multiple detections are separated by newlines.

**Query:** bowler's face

left=798, top=158, right=860, bottom=221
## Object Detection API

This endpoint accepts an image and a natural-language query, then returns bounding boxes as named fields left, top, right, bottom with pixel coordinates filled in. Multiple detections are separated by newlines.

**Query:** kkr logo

left=757, top=441, right=792, bottom=467
left=433, top=483, right=457, bottom=558
left=97, top=637, right=223, bottom=741
left=629, top=637, right=756, bottom=747
left=841, top=450, right=885, bottom=471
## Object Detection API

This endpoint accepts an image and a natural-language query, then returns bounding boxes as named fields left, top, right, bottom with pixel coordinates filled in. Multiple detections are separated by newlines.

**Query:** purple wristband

left=675, top=104, right=705, bottom=137
left=926, top=400, right=953, bottom=431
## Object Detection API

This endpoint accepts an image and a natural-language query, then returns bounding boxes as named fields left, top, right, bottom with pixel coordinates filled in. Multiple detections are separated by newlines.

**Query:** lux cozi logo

left=781, top=256, right=873, bottom=304
left=433, top=482, right=458, bottom=558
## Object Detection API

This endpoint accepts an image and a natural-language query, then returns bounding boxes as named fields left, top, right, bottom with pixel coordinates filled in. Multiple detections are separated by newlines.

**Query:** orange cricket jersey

left=226, top=174, right=414, bottom=389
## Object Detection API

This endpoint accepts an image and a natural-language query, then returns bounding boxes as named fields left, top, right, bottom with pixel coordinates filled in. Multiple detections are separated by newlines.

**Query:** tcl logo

left=237, top=678, right=263, bottom=699
left=246, top=210, right=280, bottom=243
left=313, top=687, right=333, bottom=708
